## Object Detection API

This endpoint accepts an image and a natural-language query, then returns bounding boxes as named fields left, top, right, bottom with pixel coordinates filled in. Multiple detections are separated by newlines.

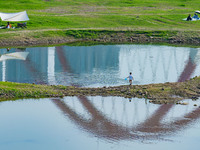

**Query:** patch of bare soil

left=36, top=7, right=72, bottom=14
left=77, top=6, right=108, bottom=13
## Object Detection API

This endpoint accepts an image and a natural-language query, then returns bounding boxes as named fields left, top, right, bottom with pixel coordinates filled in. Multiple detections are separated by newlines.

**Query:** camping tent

left=0, top=11, right=29, bottom=21
left=195, top=10, right=200, bottom=14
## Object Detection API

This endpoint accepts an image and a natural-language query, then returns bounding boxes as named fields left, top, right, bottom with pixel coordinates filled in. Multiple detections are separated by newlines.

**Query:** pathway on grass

left=0, top=27, right=199, bottom=35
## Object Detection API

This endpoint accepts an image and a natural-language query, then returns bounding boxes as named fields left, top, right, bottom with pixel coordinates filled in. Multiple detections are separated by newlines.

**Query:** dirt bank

left=0, top=30, right=200, bottom=47
left=1, top=76, right=200, bottom=104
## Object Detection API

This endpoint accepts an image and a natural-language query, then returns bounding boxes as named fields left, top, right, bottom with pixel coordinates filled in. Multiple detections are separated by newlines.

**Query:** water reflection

left=0, top=48, right=29, bottom=82
left=1, top=45, right=200, bottom=141
left=0, top=52, right=29, bottom=61
left=0, top=97, right=200, bottom=149
left=52, top=96, right=200, bottom=142
left=0, top=45, right=200, bottom=86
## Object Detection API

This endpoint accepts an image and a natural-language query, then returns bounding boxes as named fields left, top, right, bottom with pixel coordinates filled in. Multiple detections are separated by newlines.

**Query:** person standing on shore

left=127, top=72, right=133, bottom=85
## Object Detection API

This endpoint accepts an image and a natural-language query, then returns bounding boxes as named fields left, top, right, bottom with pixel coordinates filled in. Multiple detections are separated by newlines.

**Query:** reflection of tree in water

left=51, top=46, right=200, bottom=141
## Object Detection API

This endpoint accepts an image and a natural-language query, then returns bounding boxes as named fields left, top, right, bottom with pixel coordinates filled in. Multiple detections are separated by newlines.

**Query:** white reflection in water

left=0, top=45, right=200, bottom=86
left=2, top=60, right=5, bottom=81
left=47, top=47, right=56, bottom=84
left=118, top=45, right=200, bottom=84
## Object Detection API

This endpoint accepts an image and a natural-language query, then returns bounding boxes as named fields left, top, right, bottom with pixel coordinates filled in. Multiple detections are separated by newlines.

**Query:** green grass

left=0, top=0, right=199, bottom=47
left=0, top=81, right=64, bottom=100
left=0, top=0, right=200, bottom=31
left=1, top=75, right=200, bottom=103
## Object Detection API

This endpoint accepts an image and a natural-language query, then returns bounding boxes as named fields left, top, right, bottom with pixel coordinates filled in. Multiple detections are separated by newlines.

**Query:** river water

left=1, top=45, right=200, bottom=86
left=0, top=45, right=200, bottom=150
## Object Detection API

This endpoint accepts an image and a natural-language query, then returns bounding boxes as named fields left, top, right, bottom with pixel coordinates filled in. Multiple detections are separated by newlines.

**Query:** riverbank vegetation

left=1, top=0, right=200, bottom=46
left=1, top=76, right=200, bottom=104
left=1, top=29, right=200, bottom=47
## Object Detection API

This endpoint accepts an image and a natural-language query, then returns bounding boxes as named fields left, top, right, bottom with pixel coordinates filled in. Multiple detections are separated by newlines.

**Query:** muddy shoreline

left=1, top=30, right=200, bottom=47
left=1, top=76, right=200, bottom=104
left=2, top=36, right=199, bottom=47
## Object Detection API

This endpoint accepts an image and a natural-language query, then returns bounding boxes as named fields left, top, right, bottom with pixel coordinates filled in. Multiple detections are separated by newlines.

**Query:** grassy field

left=0, top=0, right=199, bottom=47
left=0, top=0, right=200, bottom=31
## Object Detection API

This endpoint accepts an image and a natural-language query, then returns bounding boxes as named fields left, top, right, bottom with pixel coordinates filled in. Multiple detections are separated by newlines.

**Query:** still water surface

left=0, top=45, right=200, bottom=86
left=0, top=44, right=200, bottom=150
left=0, top=97, right=200, bottom=150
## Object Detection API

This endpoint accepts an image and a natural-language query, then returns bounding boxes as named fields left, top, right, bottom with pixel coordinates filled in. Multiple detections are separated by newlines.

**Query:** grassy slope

left=0, top=0, right=200, bottom=31
left=0, top=0, right=200, bottom=47
left=0, top=0, right=199, bottom=46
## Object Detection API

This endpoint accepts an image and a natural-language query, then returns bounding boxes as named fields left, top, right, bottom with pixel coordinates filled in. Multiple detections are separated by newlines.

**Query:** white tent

left=0, top=11, right=29, bottom=21
left=195, top=10, right=200, bottom=14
